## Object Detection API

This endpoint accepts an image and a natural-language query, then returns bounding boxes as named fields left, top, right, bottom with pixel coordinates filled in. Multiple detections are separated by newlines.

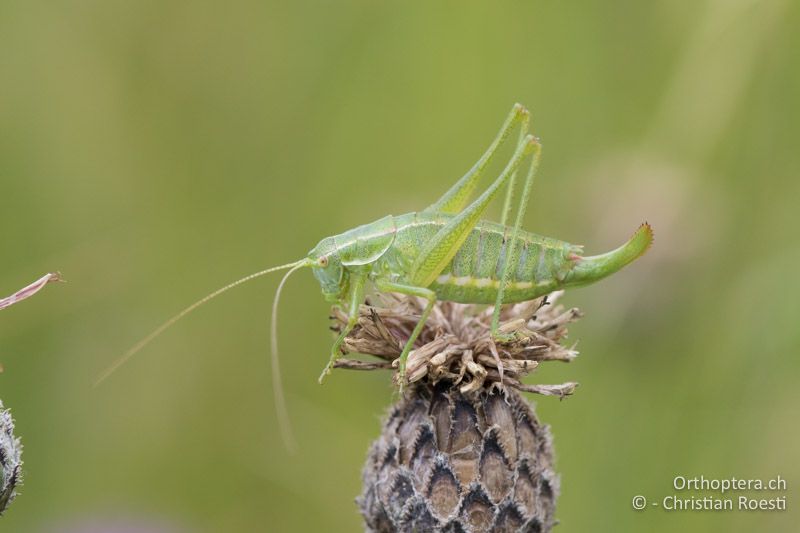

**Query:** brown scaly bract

left=333, top=291, right=582, bottom=532
left=359, top=384, right=559, bottom=532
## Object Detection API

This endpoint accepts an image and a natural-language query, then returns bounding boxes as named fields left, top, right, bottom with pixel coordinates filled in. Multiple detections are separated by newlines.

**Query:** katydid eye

left=319, top=256, right=328, bottom=267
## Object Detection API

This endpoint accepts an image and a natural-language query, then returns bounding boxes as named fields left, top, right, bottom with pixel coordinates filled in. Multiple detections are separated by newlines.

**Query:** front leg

left=318, top=269, right=367, bottom=384
left=374, top=278, right=437, bottom=392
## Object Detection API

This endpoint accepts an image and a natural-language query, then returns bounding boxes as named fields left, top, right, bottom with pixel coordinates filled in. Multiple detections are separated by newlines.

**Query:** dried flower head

left=0, top=400, right=22, bottom=515
left=358, top=383, right=560, bottom=532
left=336, top=292, right=584, bottom=532
left=332, top=291, right=582, bottom=396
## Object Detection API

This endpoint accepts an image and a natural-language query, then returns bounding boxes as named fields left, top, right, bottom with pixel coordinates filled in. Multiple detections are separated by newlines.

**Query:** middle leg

left=374, top=278, right=437, bottom=392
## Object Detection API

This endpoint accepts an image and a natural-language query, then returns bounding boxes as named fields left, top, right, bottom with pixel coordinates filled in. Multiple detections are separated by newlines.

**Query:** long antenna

left=94, top=260, right=309, bottom=387
left=270, top=260, right=309, bottom=453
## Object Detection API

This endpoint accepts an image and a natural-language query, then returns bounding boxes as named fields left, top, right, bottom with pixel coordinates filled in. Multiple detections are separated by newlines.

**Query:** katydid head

left=307, top=215, right=397, bottom=302
left=307, top=236, right=346, bottom=303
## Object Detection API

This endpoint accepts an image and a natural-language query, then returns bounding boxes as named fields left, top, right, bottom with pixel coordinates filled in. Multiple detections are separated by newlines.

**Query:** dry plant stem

left=0, top=272, right=63, bottom=311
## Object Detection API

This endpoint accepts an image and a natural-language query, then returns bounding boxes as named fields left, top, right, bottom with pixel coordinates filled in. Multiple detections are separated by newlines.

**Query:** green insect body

left=99, top=103, right=652, bottom=450
left=312, top=212, right=650, bottom=306
left=309, top=210, right=652, bottom=382
left=307, top=104, right=652, bottom=388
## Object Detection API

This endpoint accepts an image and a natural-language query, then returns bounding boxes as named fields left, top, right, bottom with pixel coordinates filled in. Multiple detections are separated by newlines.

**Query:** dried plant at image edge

left=0, top=400, right=22, bottom=515
left=332, top=291, right=582, bottom=532
left=0, top=273, right=62, bottom=516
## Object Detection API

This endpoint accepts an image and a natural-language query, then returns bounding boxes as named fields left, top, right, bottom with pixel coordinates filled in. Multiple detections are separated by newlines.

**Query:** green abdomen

left=391, top=213, right=582, bottom=304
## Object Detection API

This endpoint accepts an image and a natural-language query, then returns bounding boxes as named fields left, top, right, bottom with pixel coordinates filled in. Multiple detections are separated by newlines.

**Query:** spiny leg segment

left=425, top=103, right=530, bottom=216
left=491, top=138, right=542, bottom=340
left=374, top=279, right=436, bottom=390
left=410, top=135, right=538, bottom=288
left=318, top=267, right=368, bottom=383
left=500, top=110, right=531, bottom=227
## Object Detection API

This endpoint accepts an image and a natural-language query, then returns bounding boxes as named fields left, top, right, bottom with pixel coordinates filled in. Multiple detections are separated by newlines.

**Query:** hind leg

left=491, top=139, right=543, bottom=341
left=425, top=104, right=530, bottom=215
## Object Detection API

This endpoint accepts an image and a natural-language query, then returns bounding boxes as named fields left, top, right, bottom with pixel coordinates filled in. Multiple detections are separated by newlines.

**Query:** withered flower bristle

left=332, top=291, right=582, bottom=396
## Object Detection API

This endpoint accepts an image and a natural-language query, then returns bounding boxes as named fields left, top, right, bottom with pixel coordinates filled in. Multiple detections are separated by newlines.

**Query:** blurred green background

left=1, top=0, right=798, bottom=531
